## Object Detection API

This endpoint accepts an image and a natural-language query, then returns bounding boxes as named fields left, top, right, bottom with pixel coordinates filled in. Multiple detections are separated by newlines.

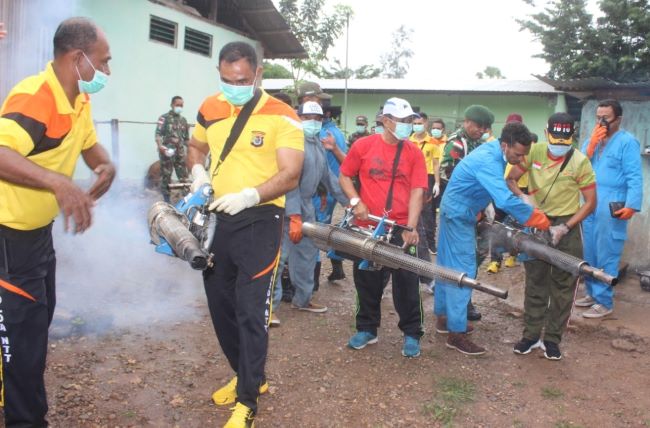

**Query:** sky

left=287, top=0, right=601, bottom=81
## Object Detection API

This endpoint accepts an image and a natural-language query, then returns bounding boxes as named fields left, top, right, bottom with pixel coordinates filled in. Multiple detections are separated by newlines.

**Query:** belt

left=0, top=223, right=53, bottom=240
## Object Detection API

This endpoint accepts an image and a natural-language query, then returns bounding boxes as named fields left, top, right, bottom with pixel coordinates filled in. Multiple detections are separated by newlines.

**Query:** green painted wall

left=328, top=92, right=558, bottom=140
left=76, top=0, right=261, bottom=180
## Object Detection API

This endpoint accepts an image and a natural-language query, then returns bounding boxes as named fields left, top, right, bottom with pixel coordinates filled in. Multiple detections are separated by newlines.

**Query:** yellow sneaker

left=224, top=402, right=255, bottom=428
left=212, top=376, right=269, bottom=406
left=504, top=255, right=517, bottom=268
left=486, top=261, right=500, bottom=274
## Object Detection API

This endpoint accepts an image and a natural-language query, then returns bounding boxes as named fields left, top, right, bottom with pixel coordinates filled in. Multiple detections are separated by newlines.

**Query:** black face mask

left=599, top=117, right=611, bottom=130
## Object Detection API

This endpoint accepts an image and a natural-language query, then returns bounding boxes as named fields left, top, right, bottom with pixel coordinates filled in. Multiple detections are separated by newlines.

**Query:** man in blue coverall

left=576, top=99, right=643, bottom=318
left=435, top=122, right=551, bottom=355
left=297, top=82, right=348, bottom=283
left=272, top=101, right=348, bottom=320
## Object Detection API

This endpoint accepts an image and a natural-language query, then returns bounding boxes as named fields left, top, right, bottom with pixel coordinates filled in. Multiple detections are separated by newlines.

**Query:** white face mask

left=173, top=106, right=183, bottom=114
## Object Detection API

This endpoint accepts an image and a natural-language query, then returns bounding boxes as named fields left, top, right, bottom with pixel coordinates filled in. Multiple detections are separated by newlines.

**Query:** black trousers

left=0, top=224, right=56, bottom=428
left=352, top=234, right=423, bottom=338
left=203, top=205, right=283, bottom=413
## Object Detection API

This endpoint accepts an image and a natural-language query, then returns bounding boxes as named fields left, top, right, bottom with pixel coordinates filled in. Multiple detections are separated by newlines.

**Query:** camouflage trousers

left=159, top=144, right=189, bottom=202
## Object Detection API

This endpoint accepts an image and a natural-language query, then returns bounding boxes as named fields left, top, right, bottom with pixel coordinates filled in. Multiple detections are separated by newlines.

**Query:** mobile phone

left=609, top=201, right=625, bottom=218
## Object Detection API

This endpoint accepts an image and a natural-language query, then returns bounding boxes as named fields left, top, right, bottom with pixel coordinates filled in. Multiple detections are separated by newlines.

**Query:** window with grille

left=184, top=27, right=212, bottom=57
left=149, top=15, right=177, bottom=47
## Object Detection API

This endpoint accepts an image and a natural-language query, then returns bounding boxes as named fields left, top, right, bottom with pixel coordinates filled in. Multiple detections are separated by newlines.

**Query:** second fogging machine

left=477, top=220, right=617, bottom=286
left=302, top=209, right=508, bottom=299
left=147, top=183, right=215, bottom=270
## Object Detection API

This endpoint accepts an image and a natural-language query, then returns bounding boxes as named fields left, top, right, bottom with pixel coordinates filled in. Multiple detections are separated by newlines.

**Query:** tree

left=476, top=66, right=506, bottom=79
left=316, top=58, right=381, bottom=79
left=262, top=61, right=293, bottom=79
left=519, top=0, right=650, bottom=82
left=279, top=0, right=352, bottom=89
left=380, top=25, right=414, bottom=78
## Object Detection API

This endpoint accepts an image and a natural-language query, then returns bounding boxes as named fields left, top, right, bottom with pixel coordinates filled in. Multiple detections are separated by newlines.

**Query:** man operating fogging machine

left=436, top=122, right=551, bottom=356
left=507, top=113, right=596, bottom=360
left=187, top=41, right=304, bottom=427
left=0, top=17, right=115, bottom=426
left=339, top=97, right=428, bottom=358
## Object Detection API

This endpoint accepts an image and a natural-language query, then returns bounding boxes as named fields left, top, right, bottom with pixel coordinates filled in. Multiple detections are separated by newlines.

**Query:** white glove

left=484, top=202, right=496, bottom=223
left=519, top=194, right=537, bottom=208
left=209, top=187, right=260, bottom=215
left=549, top=223, right=570, bottom=246
left=190, top=164, right=210, bottom=193
left=432, top=183, right=440, bottom=198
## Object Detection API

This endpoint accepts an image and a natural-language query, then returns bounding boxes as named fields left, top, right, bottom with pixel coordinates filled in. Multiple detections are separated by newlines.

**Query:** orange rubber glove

left=614, top=207, right=636, bottom=220
left=587, top=125, right=608, bottom=158
left=524, top=208, right=551, bottom=230
left=288, top=215, right=303, bottom=243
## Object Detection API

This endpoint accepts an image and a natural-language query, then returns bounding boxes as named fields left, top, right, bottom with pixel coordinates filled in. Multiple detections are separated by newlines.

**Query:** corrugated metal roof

left=262, top=78, right=558, bottom=94
left=536, top=75, right=650, bottom=91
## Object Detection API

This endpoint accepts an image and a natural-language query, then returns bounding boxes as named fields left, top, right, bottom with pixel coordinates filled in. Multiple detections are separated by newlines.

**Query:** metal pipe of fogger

left=365, top=213, right=414, bottom=231
left=479, top=221, right=617, bottom=286
left=302, top=222, right=507, bottom=299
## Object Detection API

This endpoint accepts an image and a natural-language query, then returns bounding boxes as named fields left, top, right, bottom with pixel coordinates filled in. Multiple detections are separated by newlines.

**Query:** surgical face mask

left=431, top=128, right=443, bottom=138
left=548, top=143, right=571, bottom=157
left=76, top=51, right=108, bottom=94
left=390, top=120, right=413, bottom=140
left=481, top=132, right=490, bottom=141
left=356, top=125, right=366, bottom=134
left=302, top=119, right=322, bottom=138
left=413, top=124, right=425, bottom=133
left=375, top=126, right=384, bottom=134
left=173, top=106, right=183, bottom=114
left=220, top=78, right=256, bottom=105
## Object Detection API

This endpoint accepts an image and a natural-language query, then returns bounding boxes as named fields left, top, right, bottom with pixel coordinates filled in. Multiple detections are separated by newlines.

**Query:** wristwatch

left=350, top=197, right=360, bottom=207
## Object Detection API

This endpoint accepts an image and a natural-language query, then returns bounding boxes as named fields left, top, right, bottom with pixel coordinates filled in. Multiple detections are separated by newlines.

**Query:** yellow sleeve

left=275, top=114, right=304, bottom=151
left=193, top=122, right=207, bottom=143
left=0, top=118, right=35, bottom=155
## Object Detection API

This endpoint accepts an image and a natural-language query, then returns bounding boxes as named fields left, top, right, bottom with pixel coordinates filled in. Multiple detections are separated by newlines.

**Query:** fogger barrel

left=147, top=201, right=208, bottom=270
left=478, top=221, right=617, bottom=286
left=302, top=222, right=508, bottom=299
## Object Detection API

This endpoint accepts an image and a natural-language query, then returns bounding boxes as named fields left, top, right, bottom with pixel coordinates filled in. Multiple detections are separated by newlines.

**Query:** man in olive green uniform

left=440, top=105, right=494, bottom=322
left=156, top=95, right=190, bottom=202
left=347, top=115, right=370, bottom=148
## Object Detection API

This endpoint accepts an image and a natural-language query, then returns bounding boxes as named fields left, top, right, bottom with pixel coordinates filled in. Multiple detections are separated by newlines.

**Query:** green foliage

left=262, top=61, right=293, bottom=79
left=279, top=0, right=352, bottom=88
left=316, top=58, right=381, bottom=79
left=476, top=66, right=506, bottom=79
left=422, top=376, right=476, bottom=427
left=519, top=0, right=650, bottom=82
left=380, top=25, right=414, bottom=78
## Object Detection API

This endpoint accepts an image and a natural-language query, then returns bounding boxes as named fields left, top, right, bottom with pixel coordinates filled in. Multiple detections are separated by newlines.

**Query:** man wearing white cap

left=339, top=97, right=428, bottom=357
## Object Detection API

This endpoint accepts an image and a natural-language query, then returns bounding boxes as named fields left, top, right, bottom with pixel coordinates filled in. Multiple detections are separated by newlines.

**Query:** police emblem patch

left=251, top=131, right=265, bottom=147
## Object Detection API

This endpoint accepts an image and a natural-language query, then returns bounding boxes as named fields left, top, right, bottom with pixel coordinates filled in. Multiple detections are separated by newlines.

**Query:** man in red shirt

left=339, top=97, right=428, bottom=358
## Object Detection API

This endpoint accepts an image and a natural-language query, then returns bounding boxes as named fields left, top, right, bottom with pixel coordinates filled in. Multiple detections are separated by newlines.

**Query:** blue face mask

left=548, top=143, right=571, bottom=157
left=431, top=128, right=443, bottom=138
left=302, top=120, right=322, bottom=138
left=220, top=78, right=256, bottom=105
left=413, top=124, right=425, bottom=133
left=356, top=125, right=366, bottom=134
left=375, top=126, right=384, bottom=134
left=481, top=132, right=490, bottom=141
left=76, top=52, right=108, bottom=94
left=391, top=121, right=413, bottom=140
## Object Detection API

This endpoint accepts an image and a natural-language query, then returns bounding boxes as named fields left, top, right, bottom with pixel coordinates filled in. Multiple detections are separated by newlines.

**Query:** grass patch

left=554, top=421, right=584, bottom=428
left=422, top=376, right=476, bottom=427
left=541, top=386, right=564, bottom=400
left=512, top=420, right=525, bottom=428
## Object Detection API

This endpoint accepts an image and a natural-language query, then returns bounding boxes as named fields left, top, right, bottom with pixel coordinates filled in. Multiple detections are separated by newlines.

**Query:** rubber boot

left=467, top=300, right=482, bottom=321
left=328, top=259, right=346, bottom=281
left=281, top=267, right=294, bottom=302
left=313, top=261, right=321, bottom=292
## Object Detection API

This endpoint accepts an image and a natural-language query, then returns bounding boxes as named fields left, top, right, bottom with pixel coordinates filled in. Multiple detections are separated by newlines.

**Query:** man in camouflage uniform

left=347, top=115, right=370, bottom=148
left=155, top=95, right=190, bottom=202
left=439, top=105, right=494, bottom=322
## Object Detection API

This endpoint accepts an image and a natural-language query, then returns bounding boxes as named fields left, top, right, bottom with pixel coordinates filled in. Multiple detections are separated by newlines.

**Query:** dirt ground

left=34, top=259, right=650, bottom=428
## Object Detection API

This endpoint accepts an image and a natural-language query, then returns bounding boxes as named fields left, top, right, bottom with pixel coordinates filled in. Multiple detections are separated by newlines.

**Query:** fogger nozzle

left=302, top=222, right=508, bottom=299
left=147, top=201, right=208, bottom=270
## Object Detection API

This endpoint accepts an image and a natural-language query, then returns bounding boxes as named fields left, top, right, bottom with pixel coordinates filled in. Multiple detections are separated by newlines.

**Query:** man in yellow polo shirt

left=187, top=41, right=304, bottom=428
left=507, top=112, right=596, bottom=360
left=409, top=112, right=441, bottom=254
left=0, top=17, right=115, bottom=426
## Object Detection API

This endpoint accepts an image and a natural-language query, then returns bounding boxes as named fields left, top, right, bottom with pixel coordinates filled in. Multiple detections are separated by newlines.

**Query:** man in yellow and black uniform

left=188, top=41, right=304, bottom=427
left=0, top=18, right=115, bottom=426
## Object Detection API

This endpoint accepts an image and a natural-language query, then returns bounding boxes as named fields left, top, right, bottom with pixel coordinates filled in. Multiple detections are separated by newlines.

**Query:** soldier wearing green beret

left=439, top=104, right=494, bottom=322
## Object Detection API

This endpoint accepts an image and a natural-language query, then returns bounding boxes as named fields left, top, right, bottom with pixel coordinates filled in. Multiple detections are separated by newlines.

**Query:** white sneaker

left=575, top=295, right=596, bottom=307
left=270, top=314, right=281, bottom=327
left=582, top=304, right=613, bottom=318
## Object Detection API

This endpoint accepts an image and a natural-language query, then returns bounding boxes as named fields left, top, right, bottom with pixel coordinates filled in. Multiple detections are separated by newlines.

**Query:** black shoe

left=467, top=301, right=482, bottom=321
left=281, top=267, right=294, bottom=302
left=513, top=337, right=541, bottom=355
left=543, top=341, right=562, bottom=360
left=327, top=259, right=346, bottom=281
